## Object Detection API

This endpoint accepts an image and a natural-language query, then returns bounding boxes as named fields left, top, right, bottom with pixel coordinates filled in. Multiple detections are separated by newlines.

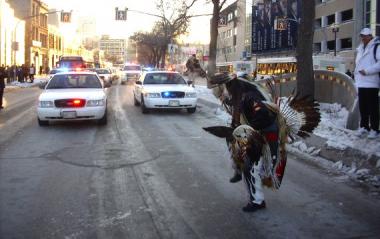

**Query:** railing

left=255, top=70, right=359, bottom=129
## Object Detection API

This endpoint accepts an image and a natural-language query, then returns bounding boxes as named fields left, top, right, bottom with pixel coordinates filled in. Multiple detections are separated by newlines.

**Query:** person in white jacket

left=354, top=28, right=380, bottom=139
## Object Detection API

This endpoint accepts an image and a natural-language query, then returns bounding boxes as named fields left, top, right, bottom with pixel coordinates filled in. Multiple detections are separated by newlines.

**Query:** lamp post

left=331, top=23, right=340, bottom=57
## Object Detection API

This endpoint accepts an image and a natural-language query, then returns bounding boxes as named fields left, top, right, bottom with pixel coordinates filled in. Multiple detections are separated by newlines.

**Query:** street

left=1, top=83, right=379, bottom=239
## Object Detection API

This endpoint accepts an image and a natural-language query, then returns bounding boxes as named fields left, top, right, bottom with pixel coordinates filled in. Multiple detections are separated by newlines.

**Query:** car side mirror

left=187, top=80, right=193, bottom=86
left=104, top=82, right=112, bottom=88
left=135, top=81, right=142, bottom=85
left=39, top=82, right=47, bottom=89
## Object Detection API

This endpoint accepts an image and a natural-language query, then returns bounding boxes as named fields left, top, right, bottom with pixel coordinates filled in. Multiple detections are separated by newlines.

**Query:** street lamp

left=331, top=23, right=340, bottom=57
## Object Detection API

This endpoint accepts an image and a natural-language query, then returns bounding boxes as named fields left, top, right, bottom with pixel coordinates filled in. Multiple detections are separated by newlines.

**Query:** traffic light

left=61, top=12, right=71, bottom=23
left=115, top=8, right=127, bottom=21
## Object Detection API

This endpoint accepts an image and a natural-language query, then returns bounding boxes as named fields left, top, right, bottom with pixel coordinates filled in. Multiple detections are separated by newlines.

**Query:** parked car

left=48, top=68, right=63, bottom=79
left=121, top=63, right=142, bottom=84
left=37, top=71, right=109, bottom=126
left=133, top=71, right=197, bottom=114
left=88, top=68, right=112, bottom=86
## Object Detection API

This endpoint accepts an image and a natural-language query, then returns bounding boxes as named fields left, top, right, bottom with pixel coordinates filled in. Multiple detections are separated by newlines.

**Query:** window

left=341, top=38, right=352, bottom=49
left=365, top=0, right=371, bottom=27
left=341, top=9, right=353, bottom=22
left=227, top=29, right=232, bottom=37
left=327, top=40, right=335, bottom=51
left=227, top=12, right=233, bottom=22
left=327, top=14, right=335, bottom=25
left=314, top=42, right=322, bottom=52
left=315, top=18, right=321, bottom=29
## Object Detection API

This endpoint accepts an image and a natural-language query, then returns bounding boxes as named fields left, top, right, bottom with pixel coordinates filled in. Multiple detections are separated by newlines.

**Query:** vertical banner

left=252, top=0, right=299, bottom=53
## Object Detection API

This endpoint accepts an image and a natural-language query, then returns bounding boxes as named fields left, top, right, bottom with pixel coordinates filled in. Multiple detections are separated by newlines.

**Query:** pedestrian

left=354, top=28, right=380, bottom=139
left=23, top=64, right=28, bottom=82
left=4, top=65, right=9, bottom=84
left=10, top=65, right=16, bottom=82
left=29, top=64, right=36, bottom=83
left=203, top=73, right=320, bottom=213
left=17, top=65, right=24, bottom=83
left=186, top=54, right=200, bottom=87
left=0, top=65, right=5, bottom=109
left=39, top=65, right=43, bottom=76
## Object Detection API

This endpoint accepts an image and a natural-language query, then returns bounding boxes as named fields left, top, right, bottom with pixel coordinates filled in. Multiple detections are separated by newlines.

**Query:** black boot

left=229, top=173, right=242, bottom=183
left=242, top=201, right=266, bottom=212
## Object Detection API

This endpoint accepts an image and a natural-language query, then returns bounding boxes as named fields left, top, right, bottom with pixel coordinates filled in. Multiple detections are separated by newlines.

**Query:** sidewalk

left=4, top=76, right=49, bottom=92
left=194, top=82, right=380, bottom=190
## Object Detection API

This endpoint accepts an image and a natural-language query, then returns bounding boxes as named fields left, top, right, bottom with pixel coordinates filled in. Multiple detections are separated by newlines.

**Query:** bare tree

left=296, top=0, right=315, bottom=99
left=155, top=0, right=198, bottom=68
left=207, top=0, right=228, bottom=87
left=130, top=28, right=166, bottom=68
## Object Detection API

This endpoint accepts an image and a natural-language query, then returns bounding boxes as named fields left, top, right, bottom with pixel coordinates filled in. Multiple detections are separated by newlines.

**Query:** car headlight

left=87, top=99, right=105, bottom=107
left=144, top=92, right=161, bottom=98
left=39, top=101, right=54, bottom=108
left=185, top=92, right=197, bottom=98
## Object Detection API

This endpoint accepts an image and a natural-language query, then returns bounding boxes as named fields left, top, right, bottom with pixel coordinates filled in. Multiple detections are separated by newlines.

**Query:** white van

left=121, top=63, right=142, bottom=84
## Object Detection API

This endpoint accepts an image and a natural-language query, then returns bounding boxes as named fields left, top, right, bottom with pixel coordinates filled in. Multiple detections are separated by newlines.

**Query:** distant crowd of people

left=0, top=64, right=49, bottom=84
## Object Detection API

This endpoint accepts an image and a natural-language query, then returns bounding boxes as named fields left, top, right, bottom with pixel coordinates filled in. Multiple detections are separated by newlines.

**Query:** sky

left=43, top=0, right=216, bottom=44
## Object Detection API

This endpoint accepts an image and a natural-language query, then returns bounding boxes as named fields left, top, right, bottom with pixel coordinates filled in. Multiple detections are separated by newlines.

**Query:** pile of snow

left=195, top=87, right=380, bottom=188
left=7, top=77, right=49, bottom=88
left=314, top=103, right=380, bottom=158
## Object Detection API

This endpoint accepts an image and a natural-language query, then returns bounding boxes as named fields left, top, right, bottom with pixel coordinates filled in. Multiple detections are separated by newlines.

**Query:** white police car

left=133, top=71, right=197, bottom=113
left=37, top=71, right=108, bottom=126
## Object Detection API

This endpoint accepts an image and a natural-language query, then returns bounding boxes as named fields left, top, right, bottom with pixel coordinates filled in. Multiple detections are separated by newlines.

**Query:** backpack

left=373, top=41, right=380, bottom=78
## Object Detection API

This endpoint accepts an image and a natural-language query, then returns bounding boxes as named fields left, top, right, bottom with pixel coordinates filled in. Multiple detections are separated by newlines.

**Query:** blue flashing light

left=163, top=92, right=170, bottom=97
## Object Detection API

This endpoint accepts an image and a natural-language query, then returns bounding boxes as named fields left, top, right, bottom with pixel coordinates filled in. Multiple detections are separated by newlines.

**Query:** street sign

left=115, top=8, right=127, bottom=21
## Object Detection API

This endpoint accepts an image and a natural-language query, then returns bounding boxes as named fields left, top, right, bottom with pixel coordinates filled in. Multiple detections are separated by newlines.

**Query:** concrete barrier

left=256, top=70, right=359, bottom=130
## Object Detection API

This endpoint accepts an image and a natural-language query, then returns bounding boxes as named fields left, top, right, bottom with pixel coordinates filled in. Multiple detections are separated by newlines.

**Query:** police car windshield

left=47, top=74, right=102, bottom=89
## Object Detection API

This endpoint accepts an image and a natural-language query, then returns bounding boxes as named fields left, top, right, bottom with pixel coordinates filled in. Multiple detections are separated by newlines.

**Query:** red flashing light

left=66, top=99, right=85, bottom=107
left=73, top=99, right=82, bottom=105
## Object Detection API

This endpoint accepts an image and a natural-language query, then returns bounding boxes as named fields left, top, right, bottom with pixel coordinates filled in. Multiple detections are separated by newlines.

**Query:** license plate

left=169, top=100, right=180, bottom=107
left=62, top=111, right=77, bottom=119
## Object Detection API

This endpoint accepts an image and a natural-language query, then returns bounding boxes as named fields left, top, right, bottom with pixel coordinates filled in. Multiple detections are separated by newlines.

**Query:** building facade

left=99, top=35, right=127, bottom=64
left=314, top=0, right=359, bottom=69
left=313, top=0, right=380, bottom=70
left=216, top=0, right=246, bottom=63
left=47, top=24, right=62, bottom=70
left=0, top=0, right=25, bottom=66
left=8, top=0, right=49, bottom=73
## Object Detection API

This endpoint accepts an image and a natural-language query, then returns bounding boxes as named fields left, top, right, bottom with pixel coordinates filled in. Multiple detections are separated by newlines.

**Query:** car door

left=134, top=74, right=145, bottom=103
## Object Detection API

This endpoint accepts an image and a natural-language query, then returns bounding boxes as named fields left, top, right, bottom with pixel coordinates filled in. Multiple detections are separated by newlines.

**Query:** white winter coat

left=354, top=37, right=380, bottom=88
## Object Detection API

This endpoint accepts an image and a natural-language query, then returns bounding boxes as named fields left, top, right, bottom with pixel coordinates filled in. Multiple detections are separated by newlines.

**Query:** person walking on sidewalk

left=186, top=54, right=200, bottom=87
left=29, top=64, right=36, bottom=83
left=354, top=28, right=380, bottom=139
left=0, top=65, right=5, bottom=110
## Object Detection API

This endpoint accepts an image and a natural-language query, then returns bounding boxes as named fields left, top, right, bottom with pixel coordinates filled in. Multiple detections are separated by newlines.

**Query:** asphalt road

left=0, top=83, right=379, bottom=239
